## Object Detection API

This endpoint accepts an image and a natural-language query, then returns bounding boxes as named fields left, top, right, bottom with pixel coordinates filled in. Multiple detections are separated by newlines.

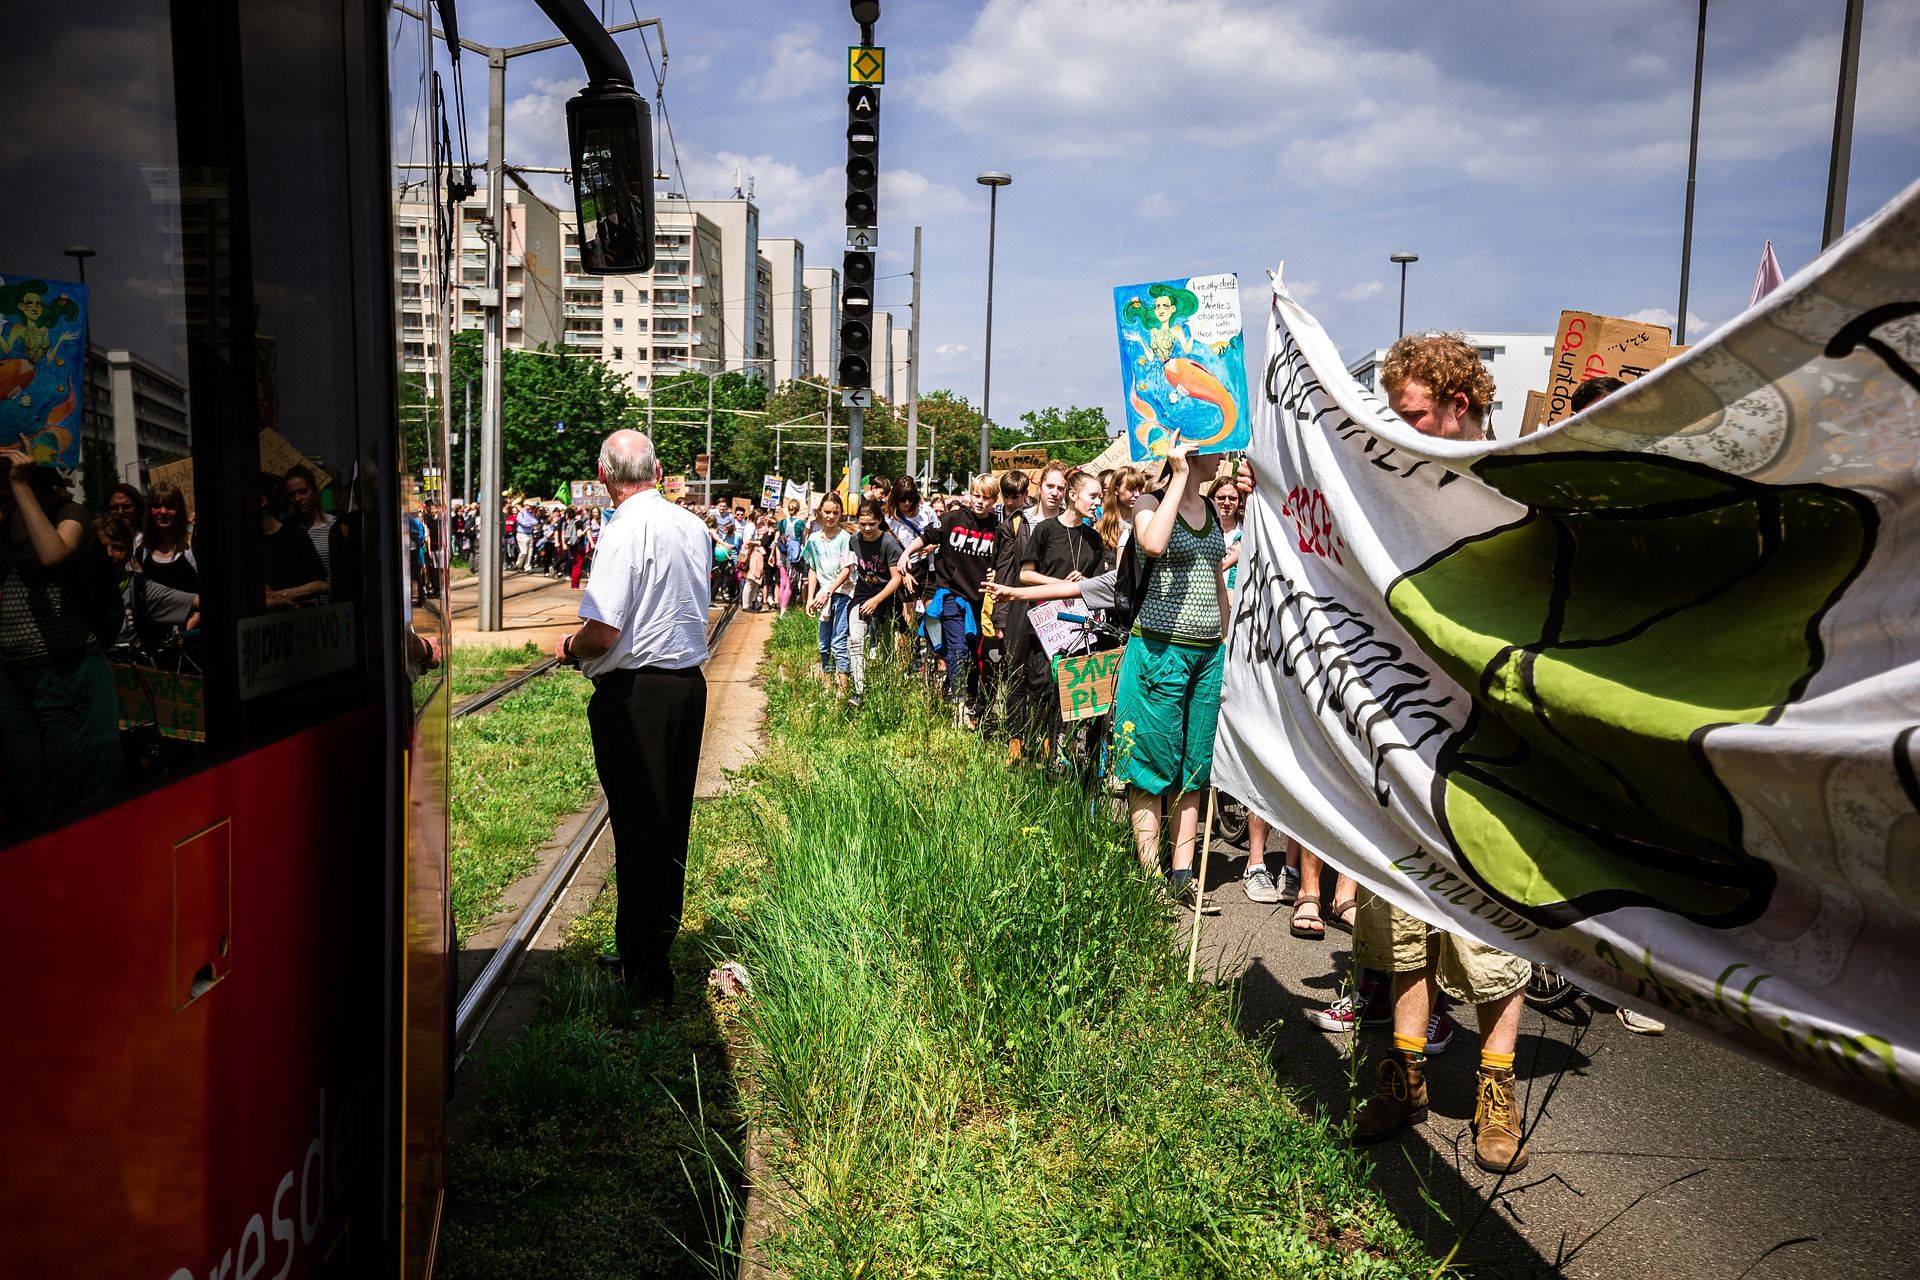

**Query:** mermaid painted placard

left=1113, top=272, right=1250, bottom=461
left=0, top=274, right=87, bottom=469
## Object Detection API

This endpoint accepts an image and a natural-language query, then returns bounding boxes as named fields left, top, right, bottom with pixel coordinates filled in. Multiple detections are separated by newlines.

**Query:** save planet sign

left=1212, top=175, right=1920, bottom=1124
left=1113, top=271, right=1251, bottom=461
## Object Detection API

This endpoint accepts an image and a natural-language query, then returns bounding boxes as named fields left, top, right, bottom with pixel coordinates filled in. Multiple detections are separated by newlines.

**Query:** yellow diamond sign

left=847, top=45, right=885, bottom=85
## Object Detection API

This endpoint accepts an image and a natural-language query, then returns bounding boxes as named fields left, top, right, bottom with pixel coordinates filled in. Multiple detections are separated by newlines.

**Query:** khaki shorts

left=1354, top=889, right=1529, bottom=1005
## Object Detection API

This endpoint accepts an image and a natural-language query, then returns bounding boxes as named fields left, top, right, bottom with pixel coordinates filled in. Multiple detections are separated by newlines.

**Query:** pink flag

left=1748, top=239, right=1786, bottom=308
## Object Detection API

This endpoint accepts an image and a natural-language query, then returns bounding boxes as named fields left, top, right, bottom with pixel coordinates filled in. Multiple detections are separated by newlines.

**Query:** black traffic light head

left=845, top=88, right=879, bottom=230
left=839, top=283, right=873, bottom=389
left=842, top=250, right=873, bottom=288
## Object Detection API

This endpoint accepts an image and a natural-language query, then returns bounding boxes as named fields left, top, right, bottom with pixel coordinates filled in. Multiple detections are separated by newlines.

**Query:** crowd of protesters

left=748, top=334, right=1658, bottom=1178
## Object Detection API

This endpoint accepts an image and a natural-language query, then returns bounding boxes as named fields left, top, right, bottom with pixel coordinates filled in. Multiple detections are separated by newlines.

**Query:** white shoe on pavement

left=1616, top=1007, right=1666, bottom=1035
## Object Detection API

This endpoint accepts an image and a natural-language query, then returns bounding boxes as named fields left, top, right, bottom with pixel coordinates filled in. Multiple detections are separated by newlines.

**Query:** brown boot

left=1351, top=1050, right=1428, bottom=1143
left=1473, top=1068, right=1530, bottom=1173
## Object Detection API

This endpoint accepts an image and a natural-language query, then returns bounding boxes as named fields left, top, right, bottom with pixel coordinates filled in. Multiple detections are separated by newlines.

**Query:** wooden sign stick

left=1186, top=786, right=1218, bottom=982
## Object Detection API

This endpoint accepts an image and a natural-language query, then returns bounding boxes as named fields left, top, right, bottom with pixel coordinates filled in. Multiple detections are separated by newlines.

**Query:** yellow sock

left=1393, top=1032, right=1427, bottom=1056
left=1480, top=1048, right=1515, bottom=1074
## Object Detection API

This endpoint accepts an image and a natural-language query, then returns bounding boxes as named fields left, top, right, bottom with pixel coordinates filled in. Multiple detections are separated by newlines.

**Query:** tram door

left=0, top=2, right=448, bottom=1277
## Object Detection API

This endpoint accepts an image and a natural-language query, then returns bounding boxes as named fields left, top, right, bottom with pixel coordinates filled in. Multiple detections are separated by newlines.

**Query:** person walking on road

left=1347, top=333, right=1533, bottom=1174
left=554, top=430, right=710, bottom=1009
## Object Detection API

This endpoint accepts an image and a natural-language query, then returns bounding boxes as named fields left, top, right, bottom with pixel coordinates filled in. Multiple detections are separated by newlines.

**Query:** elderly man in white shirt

left=555, top=429, right=712, bottom=1008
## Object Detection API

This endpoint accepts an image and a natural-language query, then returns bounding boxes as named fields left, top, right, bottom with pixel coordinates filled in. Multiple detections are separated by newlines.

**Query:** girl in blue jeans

left=804, top=491, right=854, bottom=696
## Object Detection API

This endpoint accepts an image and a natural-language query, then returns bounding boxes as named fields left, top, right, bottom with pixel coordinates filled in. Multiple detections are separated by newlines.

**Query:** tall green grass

left=449, top=668, right=598, bottom=940
left=733, top=612, right=1430, bottom=1277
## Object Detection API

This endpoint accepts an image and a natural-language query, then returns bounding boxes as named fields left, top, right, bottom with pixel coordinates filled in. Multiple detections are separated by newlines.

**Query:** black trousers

left=587, top=664, right=707, bottom=996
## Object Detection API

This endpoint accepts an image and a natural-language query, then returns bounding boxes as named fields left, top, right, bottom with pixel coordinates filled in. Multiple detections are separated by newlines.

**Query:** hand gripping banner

left=1211, top=177, right=1920, bottom=1124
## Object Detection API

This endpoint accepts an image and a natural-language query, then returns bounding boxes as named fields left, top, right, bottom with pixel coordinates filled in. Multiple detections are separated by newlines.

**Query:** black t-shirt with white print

left=933, top=508, right=998, bottom=605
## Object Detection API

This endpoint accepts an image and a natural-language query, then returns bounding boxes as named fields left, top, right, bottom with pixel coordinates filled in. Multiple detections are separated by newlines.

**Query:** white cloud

left=920, top=0, right=1920, bottom=189
left=933, top=342, right=971, bottom=357
left=1626, top=306, right=1709, bottom=336
left=1341, top=280, right=1386, bottom=302
left=1136, top=192, right=1181, bottom=220
left=922, top=0, right=1427, bottom=164
left=743, top=27, right=834, bottom=103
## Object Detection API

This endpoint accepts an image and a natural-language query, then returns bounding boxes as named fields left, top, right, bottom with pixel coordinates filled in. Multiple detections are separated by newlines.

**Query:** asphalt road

left=1188, top=838, right=1920, bottom=1280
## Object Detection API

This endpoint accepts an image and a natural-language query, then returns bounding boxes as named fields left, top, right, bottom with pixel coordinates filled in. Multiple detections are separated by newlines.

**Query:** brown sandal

left=1290, top=895, right=1326, bottom=939
left=1327, top=898, right=1358, bottom=934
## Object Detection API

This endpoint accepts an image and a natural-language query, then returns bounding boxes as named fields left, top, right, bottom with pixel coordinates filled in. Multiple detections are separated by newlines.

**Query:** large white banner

left=1212, top=178, right=1920, bottom=1123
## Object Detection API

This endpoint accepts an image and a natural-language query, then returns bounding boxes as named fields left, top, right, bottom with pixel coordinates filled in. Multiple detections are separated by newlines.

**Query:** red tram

left=0, top=1, right=457, bottom=1274
left=0, top=0, right=650, bottom=1267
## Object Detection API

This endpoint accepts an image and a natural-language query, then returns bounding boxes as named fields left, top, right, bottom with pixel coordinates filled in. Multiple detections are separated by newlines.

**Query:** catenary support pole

left=1823, top=0, right=1865, bottom=249
left=478, top=47, right=507, bottom=629
left=907, top=224, right=922, bottom=480
left=1676, top=0, right=1707, bottom=348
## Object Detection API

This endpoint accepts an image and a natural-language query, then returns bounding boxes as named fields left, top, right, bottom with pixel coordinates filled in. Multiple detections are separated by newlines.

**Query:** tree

left=1012, top=405, right=1114, bottom=466
left=450, top=331, right=642, bottom=497
left=758, top=378, right=898, bottom=494
left=645, top=370, right=769, bottom=497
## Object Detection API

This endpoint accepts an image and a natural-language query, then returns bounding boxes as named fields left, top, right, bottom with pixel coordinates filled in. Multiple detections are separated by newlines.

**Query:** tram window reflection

left=0, top=451, right=125, bottom=832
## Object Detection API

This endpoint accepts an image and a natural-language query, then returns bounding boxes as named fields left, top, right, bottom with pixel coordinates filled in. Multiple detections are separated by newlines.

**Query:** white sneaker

left=1242, top=865, right=1282, bottom=904
left=1616, top=1007, right=1666, bottom=1035
left=1279, top=865, right=1301, bottom=904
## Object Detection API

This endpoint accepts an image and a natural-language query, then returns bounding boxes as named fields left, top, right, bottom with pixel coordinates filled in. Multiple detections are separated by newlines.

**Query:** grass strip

left=448, top=664, right=598, bottom=941
left=731, top=612, right=1431, bottom=1278
left=449, top=641, right=549, bottom=701
left=439, top=701, right=763, bottom=1278
left=440, top=612, right=1432, bottom=1278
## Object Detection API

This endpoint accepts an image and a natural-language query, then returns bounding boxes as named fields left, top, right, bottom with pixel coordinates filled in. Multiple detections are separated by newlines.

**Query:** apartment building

left=891, top=324, right=912, bottom=408
left=871, top=310, right=894, bottom=405
left=683, top=197, right=770, bottom=378
left=803, top=265, right=840, bottom=383
left=394, top=182, right=566, bottom=387
left=553, top=203, right=726, bottom=393
left=76, top=346, right=191, bottom=500
left=1346, top=331, right=1552, bottom=441
left=761, top=237, right=809, bottom=385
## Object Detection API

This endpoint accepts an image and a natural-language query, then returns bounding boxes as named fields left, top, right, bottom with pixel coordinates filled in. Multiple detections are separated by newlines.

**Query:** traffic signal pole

left=839, top=3, right=883, bottom=500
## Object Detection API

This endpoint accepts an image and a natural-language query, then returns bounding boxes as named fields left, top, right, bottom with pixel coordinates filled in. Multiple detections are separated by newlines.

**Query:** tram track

left=452, top=595, right=741, bottom=1063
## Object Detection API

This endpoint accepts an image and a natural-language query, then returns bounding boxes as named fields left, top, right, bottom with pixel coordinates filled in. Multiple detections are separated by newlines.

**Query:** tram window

left=0, top=0, right=398, bottom=848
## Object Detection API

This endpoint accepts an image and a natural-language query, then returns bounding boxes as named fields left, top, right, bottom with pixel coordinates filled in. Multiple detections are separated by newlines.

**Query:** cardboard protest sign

left=662, top=474, right=687, bottom=502
left=113, top=664, right=206, bottom=742
left=991, top=449, right=1048, bottom=473
left=1543, top=311, right=1671, bottom=428
left=0, top=274, right=87, bottom=469
left=1113, top=272, right=1251, bottom=461
left=1027, top=599, right=1092, bottom=658
left=1056, top=648, right=1123, bottom=722
left=258, top=427, right=334, bottom=494
left=1520, top=389, right=1547, bottom=437
left=761, top=474, right=782, bottom=509
left=148, top=458, right=196, bottom=518
left=572, top=480, right=610, bottom=508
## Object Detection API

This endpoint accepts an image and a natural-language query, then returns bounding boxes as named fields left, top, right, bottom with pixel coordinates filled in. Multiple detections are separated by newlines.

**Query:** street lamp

left=63, top=246, right=96, bottom=286
left=976, top=171, right=1011, bottom=475
left=1389, top=252, right=1418, bottom=339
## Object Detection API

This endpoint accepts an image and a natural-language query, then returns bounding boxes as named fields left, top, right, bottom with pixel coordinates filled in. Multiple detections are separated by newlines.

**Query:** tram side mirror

left=567, top=86, right=655, bottom=275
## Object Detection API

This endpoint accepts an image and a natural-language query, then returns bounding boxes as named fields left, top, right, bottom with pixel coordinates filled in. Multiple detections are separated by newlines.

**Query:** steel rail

left=451, top=656, right=562, bottom=719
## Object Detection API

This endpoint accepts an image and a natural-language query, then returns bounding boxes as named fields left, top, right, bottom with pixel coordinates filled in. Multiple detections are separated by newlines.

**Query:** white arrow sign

left=841, top=389, right=873, bottom=408
left=846, top=227, right=877, bottom=251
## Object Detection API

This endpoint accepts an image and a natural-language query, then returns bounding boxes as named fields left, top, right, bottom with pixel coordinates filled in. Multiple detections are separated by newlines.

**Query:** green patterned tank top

left=1134, top=500, right=1224, bottom=646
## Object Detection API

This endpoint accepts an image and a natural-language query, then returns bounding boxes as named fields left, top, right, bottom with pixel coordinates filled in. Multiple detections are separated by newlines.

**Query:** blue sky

left=416, top=0, right=1920, bottom=428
